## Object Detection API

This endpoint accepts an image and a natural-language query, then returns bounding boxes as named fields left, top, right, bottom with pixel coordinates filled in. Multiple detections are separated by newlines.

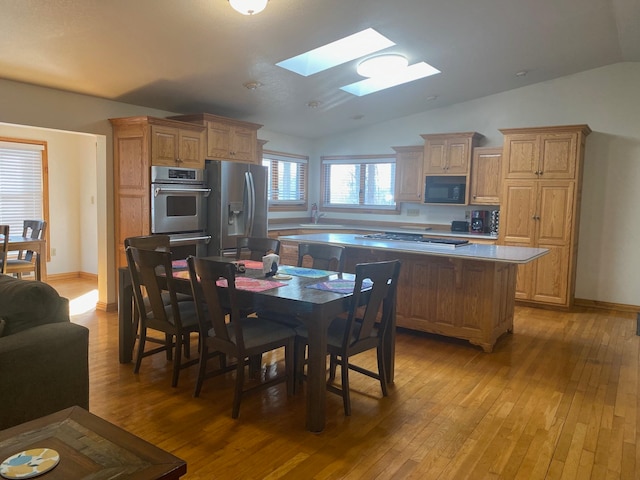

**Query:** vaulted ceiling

left=1, top=0, right=638, bottom=138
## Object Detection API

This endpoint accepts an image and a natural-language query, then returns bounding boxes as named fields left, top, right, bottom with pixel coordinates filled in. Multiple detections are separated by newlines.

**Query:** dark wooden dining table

left=118, top=259, right=396, bottom=433
left=4, top=236, right=47, bottom=280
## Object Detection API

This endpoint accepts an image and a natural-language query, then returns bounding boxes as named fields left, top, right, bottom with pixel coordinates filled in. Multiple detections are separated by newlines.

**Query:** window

left=321, top=155, right=396, bottom=211
left=262, top=150, right=308, bottom=210
left=0, top=138, right=49, bottom=240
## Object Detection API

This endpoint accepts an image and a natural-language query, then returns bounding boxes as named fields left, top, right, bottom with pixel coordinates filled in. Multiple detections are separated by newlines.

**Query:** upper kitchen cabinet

left=150, top=123, right=205, bottom=168
left=500, top=125, right=590, bottom=179
left=393, top=145, right=424, bottom=203
left=170, top=113, right=262, bottom=164
left=421, top=132, right=483, bottom=175
left=109, top=115, right=205, bottom=272
left=470, top=147, right=502, bottom=205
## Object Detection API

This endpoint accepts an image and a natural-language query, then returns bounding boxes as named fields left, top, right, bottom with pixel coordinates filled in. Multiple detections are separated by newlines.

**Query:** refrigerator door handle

left=245, top=171, right=256, bottom=237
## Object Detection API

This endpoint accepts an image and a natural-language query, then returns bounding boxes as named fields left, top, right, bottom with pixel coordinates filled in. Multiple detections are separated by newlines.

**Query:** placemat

left=241, top=260, right=264, bottom=270
left=216, top=277, right=285, bottom=292
left=277, top=266, right=333, bottom=278
left=172, top=259, right=188, bottom=270
left=306, top=278, right=373, bottom=294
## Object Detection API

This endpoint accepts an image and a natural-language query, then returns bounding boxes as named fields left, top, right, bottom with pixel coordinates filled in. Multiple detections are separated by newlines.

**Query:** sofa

left=0, top=274, right=89, bottom=429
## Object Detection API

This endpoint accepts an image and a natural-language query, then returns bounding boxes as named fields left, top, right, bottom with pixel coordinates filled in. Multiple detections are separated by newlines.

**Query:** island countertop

left=278, top=233, right=548, bottom=264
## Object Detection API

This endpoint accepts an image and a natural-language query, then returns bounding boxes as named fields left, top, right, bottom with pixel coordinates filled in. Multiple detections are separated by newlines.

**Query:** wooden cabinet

left=392, top=145, right=424, bottom=203
left=498, top=125, right=590, bottom=308
left=150, top=124, right=205, bottom=168
left=469, top=147, right=502, bottom=205
left=109, top=116, right=205, bottom=272
left=421, top=132, right=482, bottom=175
left=170, top=113, right=262, bottom=164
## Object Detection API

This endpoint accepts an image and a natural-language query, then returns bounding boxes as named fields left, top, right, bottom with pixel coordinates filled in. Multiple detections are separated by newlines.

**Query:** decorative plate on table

left=0, top=448, right=59, bottom=479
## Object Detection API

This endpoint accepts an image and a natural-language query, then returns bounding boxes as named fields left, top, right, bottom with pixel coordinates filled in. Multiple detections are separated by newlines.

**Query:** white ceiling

left=1, top=0, right=639, bottom=139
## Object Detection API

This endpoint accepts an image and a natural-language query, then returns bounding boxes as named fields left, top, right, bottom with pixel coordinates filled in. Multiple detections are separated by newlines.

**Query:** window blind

left=0, top=141, right=45, bottom=235
left=262, top=150, right=308, bottom=205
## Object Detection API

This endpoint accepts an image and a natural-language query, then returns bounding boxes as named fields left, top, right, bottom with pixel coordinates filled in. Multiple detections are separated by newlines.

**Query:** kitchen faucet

left=314, top=212, right=326, bottom=224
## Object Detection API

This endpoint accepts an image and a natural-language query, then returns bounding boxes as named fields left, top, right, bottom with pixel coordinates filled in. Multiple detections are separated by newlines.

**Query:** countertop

left=278, top=233, right=547, bottom=264
left=269, top=222, right=498, bottom=241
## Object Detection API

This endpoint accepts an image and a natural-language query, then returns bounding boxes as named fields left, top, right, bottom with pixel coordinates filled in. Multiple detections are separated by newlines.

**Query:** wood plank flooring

left=49, top=277, right=639, bottom=479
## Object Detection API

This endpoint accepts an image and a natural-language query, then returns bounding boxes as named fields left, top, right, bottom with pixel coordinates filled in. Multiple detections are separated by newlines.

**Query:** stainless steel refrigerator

left=205, top=160, right=268, bottom=256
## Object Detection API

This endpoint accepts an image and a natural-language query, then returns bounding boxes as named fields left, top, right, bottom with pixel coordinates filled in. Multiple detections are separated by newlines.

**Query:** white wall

left=0, top=63, right=638, bottom=307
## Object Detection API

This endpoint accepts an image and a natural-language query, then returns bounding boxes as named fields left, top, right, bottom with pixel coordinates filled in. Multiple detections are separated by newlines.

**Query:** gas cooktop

left=361, top=233, right=469, bottom=246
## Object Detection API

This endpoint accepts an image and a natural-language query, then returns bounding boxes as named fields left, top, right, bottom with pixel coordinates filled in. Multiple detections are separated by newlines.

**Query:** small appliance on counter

left=451, top=221, right=470, bottom=232
left=470, top=210, right=490, bottom=233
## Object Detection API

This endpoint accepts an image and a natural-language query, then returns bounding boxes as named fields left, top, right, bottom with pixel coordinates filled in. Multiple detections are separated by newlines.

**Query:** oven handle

left=154, top=187, right=211, bottom=197
left=169, top=234, right=212, bottom=245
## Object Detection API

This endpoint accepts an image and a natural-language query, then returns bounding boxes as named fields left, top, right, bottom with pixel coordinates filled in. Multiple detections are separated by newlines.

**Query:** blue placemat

left=306, top=278, right=373, bottom=294
left=277, top=266, right=333, bottom=278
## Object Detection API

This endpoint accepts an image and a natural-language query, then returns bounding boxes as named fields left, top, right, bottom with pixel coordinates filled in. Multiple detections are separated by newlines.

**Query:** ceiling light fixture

left=228, top=0, right=268, bottom=15
left=357, top=54, right=409, bottom=78
left=515, top=70, right=528, bottom=77
left=307, top=100, right=323, bottom=108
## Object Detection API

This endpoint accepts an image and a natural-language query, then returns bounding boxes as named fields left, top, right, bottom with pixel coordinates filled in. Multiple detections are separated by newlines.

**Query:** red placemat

left=172, top=259, right=188, bottom=270
left=216, top=277, right=285, bottom=292
left=241, top=260, right=264, bottom=270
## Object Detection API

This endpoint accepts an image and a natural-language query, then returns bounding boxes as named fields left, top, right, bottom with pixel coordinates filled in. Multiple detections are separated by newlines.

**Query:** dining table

left=118, top=258, right=396, bottom=433
left=3, top=236, right=47, bottom=281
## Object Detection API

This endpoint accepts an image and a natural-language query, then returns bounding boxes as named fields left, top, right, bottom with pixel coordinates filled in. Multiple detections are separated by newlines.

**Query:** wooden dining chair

left=124, top=235, right=193, bottom=358
left=187, top=256, right=296, bottom=419
left=297, top=243, right=345, bottom=272
left=4, top=220, right=46, bottom=279
left=0, top=225, right=9, bottom=274
left=235, top=236, right=280, bottom=261
left=125, top=245, right=200, bottom=387
left=295, top=259, right=402, bottom=416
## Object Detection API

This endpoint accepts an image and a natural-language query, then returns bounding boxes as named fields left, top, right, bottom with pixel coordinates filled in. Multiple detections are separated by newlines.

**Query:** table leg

left=118, top=267, right=134, bottom=364
left=304, top=308, right=328, bottom=433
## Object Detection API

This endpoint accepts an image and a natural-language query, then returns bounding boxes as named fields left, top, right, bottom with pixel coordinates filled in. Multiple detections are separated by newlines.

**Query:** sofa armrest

left=0, top=322, right=89, bottom=429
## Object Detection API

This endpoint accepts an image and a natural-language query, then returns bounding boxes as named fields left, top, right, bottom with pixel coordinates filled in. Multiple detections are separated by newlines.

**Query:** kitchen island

left=278, top=233, right=548, bottom=352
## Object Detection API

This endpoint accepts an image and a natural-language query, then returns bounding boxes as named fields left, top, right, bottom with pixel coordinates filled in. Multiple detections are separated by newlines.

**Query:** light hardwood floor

left=49, top=277, right=639, bottom=479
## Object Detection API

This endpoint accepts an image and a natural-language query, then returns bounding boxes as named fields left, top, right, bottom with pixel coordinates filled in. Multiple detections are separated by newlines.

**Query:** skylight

left=341, top=61, right=441, bottom=96
left=276, top=28, right=395, bottom=77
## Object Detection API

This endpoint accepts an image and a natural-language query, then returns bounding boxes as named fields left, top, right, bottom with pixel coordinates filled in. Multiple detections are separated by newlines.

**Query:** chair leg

left=133, top=327, right=146, bottom=374
left=165, top=333, right=172, bottom=361
left=194, top=344, right=209, bottom=397
left=232, top=360, right=245, bottom=419
left=183, top=332, right=191, bottom=358
left=328, top=353, right=338, bottom=383
left=294, top=339, right=306, bottom=393
left=340, top=356, right=351, bottom=416
left=285, top=339, right=294, bottom=396
left=376, top=346, right=389, bottom=397
left=171, top=334, right=182, bottom=388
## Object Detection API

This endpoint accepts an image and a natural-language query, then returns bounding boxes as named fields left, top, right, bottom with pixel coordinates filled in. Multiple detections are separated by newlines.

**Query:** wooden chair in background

left=297, top=243, right=345, bottom=272
left=235, top=236, right=280, bottom=261
left=0, top=225, right=9, bottom=274
left=5, top=220, right=46, bottom=279
left=295, top=259, right=402, bottom=416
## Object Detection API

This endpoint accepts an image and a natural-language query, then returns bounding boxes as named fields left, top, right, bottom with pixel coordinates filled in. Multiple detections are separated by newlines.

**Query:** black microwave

left=424, top=177, right=466, bottom=204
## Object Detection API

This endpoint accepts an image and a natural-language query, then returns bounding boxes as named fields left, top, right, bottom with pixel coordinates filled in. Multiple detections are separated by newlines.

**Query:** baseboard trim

left=47, top=272, right=98, bottom=282
left=96, top=301, right=117, bottom=312
left=574, top=298, right=640, bottom=313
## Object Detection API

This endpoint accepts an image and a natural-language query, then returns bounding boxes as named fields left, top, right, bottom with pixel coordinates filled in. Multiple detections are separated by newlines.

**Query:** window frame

left=320, top=154, right=399, bottom=214
left=262, top=150, right=308, bottom=212
left=0, top=136, right=50, bottom=259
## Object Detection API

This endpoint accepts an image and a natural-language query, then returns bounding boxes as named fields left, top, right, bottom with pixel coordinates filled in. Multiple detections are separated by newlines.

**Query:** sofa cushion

left=0, top=275, right=69, bottom=336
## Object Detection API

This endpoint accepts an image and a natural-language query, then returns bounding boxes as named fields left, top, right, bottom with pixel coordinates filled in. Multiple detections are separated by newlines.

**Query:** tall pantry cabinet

left=498, top=124, right=591, bottom=308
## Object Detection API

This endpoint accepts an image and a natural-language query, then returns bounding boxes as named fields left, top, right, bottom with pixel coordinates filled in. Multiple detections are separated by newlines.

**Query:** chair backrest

left=187, top=256, right=245, bottom=350
left=124, top=234, right=171, bottom=252
left=343, top=260, right=402, bottom=348
left=20, top=220, right=46, bottom=262
left=297, top=243, right=345, bottom=272
left=235, top=236, right=281, bottom=261
left=125, top=245, right=184, bottom=331
left=0, top=225, right=9, bottom=274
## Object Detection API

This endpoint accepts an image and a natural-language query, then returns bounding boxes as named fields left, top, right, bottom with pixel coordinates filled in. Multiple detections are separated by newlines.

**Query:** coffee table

left=0, top=406, right=186, bottom=479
